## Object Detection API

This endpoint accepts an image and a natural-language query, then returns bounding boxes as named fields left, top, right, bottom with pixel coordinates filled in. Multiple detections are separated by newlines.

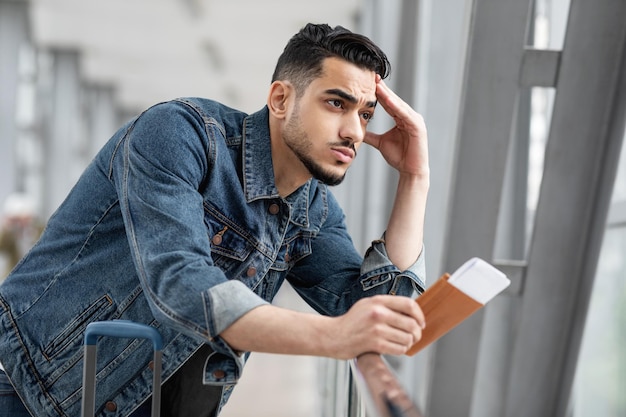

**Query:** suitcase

left=81, top=320, right=163, bottom=417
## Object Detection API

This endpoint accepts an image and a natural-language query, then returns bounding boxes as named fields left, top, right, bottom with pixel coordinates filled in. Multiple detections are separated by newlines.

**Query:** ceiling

left=29, top=0, right=363, bottom=113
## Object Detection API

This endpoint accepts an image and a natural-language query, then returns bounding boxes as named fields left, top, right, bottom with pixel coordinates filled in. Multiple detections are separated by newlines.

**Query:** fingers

left=335, top=295, right=427, bottom=358
left=384, top=296, right=426, bottom=348
left=365, top=80, right=426, bottom=150
left=380, top=294, right=425, bottom=329
left=363, top=130, right=382, bottom=149
left=379, top=314, right=422, bottom=351
left=375, top=79, right=412, bottom=121
left=364, top=295, right=426, bottom=354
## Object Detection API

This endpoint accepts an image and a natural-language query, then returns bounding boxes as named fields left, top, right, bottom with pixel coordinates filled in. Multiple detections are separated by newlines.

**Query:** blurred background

left=1, top=0, right=625, bottom=416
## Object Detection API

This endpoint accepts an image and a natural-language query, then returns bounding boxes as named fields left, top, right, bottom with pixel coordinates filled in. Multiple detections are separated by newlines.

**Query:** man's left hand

left=364, top=77, right=429, bottom=179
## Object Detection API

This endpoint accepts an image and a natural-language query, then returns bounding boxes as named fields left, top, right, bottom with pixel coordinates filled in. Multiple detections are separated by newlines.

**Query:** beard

left=282, top=108, right=352, bottom=186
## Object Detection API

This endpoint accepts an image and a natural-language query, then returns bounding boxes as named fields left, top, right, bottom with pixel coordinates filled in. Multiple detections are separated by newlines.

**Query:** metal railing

left=348, top=353, right=425, bottom=417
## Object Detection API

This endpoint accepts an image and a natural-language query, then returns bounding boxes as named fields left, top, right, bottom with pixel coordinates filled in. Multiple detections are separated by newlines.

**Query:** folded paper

left=406, top=257, right=510, bottom=356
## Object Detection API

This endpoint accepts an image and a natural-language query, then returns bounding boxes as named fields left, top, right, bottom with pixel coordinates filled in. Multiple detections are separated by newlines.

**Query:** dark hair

left=271, top=23, right=391, bottom=95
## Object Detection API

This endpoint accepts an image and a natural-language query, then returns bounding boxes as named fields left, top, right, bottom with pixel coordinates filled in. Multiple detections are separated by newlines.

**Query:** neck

left=269, top=117, right=311, bottom=197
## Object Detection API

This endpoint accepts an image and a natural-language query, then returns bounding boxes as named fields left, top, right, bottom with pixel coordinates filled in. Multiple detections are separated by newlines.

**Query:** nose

left=339, top=112, right=366, bottom=144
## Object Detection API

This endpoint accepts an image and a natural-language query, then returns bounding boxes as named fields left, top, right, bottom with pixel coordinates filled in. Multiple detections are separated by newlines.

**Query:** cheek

left=303, top=115, right=334, bottom=141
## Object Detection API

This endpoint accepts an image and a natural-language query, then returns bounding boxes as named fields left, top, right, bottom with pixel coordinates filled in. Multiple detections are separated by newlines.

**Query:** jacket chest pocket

left=204, top=209, right=268, bottom=291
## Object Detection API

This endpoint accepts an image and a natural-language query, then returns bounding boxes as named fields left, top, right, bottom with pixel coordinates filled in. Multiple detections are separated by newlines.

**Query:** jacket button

left=268, top=203, right=280, bottom=215
left=213, top=369, right=226, bottom=379
left=246, top=267, right=257, bottom=277
left=284, top=253, right=291, bottom=262
left=105, top=401, right=117, bottom=412
left=149, top=361, right=155, bottom=371
left=212, top=234, right=223, bottom=245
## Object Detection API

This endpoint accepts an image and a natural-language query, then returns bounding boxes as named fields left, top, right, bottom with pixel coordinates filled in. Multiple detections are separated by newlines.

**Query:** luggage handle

left=82, top=320, right=163, bottom=417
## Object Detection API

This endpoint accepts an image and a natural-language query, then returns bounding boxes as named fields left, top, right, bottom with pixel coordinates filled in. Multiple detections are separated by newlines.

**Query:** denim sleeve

left=287, top=190, right=426, bottom=317
left=361, top=236, right=426, bottom=296
left=110, top=101, right=267, bottom=354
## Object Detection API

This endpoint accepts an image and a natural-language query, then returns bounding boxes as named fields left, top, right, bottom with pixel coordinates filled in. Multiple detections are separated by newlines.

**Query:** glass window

left=571, top=116, right=626, bottom=416
left=530, top=0, right=571, bottom=50
left=572, top=226, right=626, bottom=416
left=611, top=137, right=626, bottom=202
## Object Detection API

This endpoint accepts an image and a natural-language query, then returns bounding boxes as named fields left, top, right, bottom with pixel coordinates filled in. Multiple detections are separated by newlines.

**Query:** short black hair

left=271, top=23, right=391, bottom=95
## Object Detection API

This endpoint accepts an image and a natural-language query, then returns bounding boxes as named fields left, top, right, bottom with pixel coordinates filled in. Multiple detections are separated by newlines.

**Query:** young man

left=0, top=23, right=429, bottom=416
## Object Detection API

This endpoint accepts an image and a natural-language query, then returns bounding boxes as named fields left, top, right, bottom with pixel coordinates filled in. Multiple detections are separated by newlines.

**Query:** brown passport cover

left=406, top=273, right=483, bottom=356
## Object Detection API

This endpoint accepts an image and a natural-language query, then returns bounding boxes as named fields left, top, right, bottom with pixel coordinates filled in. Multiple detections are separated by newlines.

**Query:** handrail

left=349, top=353, right=425, bottom=417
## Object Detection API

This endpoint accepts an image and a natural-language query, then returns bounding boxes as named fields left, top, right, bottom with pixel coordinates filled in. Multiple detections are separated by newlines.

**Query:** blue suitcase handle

left=82, top=320, right=162, bottom=417
left=84, top=320, right=163, bottom=350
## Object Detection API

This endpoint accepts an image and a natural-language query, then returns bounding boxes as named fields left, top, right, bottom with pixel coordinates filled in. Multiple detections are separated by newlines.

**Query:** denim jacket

left=0, top=98, right=425, bottom=417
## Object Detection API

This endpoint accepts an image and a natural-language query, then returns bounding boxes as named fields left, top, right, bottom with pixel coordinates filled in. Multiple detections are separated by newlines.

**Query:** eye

left=361, top=112, right=374, bottom=122
left=328, top=99, right=343, bottom=109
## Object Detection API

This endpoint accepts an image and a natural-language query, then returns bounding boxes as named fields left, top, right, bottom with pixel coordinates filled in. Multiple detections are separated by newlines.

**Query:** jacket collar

left=242, top=106, right=313, bottom=228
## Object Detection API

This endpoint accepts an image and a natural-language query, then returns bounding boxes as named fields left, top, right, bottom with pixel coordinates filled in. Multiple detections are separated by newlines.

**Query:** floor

left=219, top=352, right=321, bottom=417
left=219, top=283, right=323, bottom=417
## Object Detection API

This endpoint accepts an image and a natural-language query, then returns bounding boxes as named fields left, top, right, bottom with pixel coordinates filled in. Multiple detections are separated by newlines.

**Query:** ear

left=267, top=81, right=293, bottom=120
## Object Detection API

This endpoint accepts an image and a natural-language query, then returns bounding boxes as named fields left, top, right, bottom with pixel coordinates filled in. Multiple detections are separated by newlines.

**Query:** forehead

left=307, top=57, right=377, bottom=103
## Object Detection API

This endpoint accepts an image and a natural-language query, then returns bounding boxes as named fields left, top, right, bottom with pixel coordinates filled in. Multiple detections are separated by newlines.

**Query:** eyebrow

left=324, top=88, right=377, bottom=108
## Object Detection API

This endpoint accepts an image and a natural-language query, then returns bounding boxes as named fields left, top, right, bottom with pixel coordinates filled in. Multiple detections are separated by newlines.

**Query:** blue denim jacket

left=0, top=98, right=425, bottom=417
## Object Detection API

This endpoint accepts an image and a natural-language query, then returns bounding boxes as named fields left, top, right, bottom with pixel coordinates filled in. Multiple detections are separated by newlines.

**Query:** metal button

left=246, top=267, right=257, bottom=277
left=213, top=369, right=226, bottom=379
left=212, top=234, right=223, bottom=245
left=284, top=253, right=291, bottom=262
left=268, top=203, right=280, bottom=215
left=105, top=401, right=117, bottom=412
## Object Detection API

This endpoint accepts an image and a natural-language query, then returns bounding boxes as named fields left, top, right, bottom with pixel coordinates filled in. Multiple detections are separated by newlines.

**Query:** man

left=0, top=23, right=429, bottom=416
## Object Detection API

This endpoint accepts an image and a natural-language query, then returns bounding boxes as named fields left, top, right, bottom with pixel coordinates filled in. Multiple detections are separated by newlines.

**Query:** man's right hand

left=327, top=295, right=426, bottom=359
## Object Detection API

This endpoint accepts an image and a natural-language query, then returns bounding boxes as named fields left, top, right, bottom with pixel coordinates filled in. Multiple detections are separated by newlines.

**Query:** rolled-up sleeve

left=203, top=280, right=268, bottom=337
left=359, top=237, right=426, bottom=296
